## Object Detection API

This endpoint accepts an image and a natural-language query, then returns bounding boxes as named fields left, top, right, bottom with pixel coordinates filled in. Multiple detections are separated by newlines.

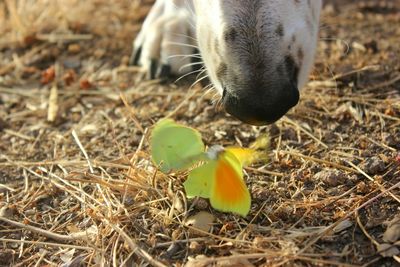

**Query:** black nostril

left=222, top=83, right=299, bottom=126
left=285, top=55, right=299, bottom=84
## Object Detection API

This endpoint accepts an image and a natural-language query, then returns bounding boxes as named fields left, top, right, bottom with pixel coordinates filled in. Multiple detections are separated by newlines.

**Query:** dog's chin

left=225, top=108, right=286, bottom=126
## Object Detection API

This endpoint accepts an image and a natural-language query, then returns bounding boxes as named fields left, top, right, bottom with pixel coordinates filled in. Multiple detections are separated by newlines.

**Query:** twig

left=72, top=129, right=94, bottom=173
left=355, top=210, right=379, bottom=246
left=0, top=183, right=16, bottom=192
left=299, top=180, right=400, bottom=255
left=120, top=92, right=145, bottom=133
left=0, top=44, right=49, bottom=75
left=363, top=135, right=397, bottom=152
left=36, top=33, right=93, bottom=42
left=0, top=238, right=94, bottom=251
left=331, top=65, right=380, bottom=81
left=188, top=252, right=359, bottom=267
left=166, top=85, right=200, bottom=119
left=0, top=216, right=76, bottom=242
left=104, top=219, right=167, bottom=267
left=3, top=129, right=35, bottom=141
left=362, top=73, right=400, bottom=92
left=346, top=161, right=374, bottom=181
left=322, top=186, right=358, bottom=211
left=245, top=167, right=284, bottom=177
left=347, top=161, right=400, bottom=203
left=154, top=237, right=207, bottom=248
left=5, top=0, right=27, bottom=36
left=33, top=250, right=47, bottom=267
left=279, top=150, right=355, bottom=172
left=282, top=117, right=328, bottom=149
left=35, top=167, right=104, bottom=207
left=0, top=87, right=42, bottom=98
left=0, top=159, right=130, bottom=169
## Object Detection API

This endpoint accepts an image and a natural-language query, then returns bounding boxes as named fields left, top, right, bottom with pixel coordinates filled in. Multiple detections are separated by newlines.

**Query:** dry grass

left=0, top=0, right=399, bottom=266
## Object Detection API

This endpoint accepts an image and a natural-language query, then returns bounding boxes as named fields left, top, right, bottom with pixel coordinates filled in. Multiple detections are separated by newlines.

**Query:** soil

left=0, top=0, right=399, bottom=266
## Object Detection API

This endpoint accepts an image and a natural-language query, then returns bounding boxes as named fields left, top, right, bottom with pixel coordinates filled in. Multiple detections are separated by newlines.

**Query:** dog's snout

left=222, top=82, right=299, bottom=126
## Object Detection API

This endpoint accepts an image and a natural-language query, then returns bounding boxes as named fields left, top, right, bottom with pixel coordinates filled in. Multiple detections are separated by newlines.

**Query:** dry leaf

left=184, top=211, right=214, bottom=235
left=80, top=79, right=93, bottom=90
left=383, top=221, right=400, bottom=243
left=173, top=195, right=184, bottom=213
left=41, top=66, right=56, bottom=84
left=377, top=243, right=399, bottom=258
left=314, top=169, right=347, bottom=187
left=60, top=248, right=76, bottom=263
left=69, top=225, right=98, bottom=242
left=0, top=206, right=14, bottom=218
left=60, top=255, right=86, bottom=267
left=333, top=219, right=353, bottom=233
left=185, top=255, right=209, bottom=267
left=334, top=102, right=363, bottom=123
left=184, top=254, right=255, bottom=267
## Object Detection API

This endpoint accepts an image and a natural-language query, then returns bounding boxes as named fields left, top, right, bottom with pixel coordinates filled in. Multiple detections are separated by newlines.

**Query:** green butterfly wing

left=150, top=119, right=205, bottom=173
left=184, top=161, right=217, bottom=199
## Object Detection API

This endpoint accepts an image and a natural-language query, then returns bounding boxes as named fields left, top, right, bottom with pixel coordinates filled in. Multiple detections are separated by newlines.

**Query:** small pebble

left=361, top=156, right=385, bottom=175
left=314, top=169, right=347, bottom=187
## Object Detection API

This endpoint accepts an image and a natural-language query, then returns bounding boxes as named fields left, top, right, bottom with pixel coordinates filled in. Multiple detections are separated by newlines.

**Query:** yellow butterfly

left=184, top=146, right=256, bottom=217
left=150, top=119, right=269, bottom=216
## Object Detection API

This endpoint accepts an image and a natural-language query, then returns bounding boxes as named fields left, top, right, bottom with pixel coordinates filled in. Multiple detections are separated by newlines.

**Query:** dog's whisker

left=165, top=42, right=199, bottom=49
left=201, top=84, right=215, bottom=97
left=170, top=1, right=196, bottom=30
left=167, top=54, right=201, bottom=60
left=203, top=83, right=214, bottom=92
left=213, top=93, right=224, bottom=110
left=171, top=32, right=198, bottom=43
left=178, top=61, right=204, bottom=72
left=195, top=68, right=207, bottom=80
left=319, top=37, right=350, bottom=55
left=175, top=68, right=205, bottom=83
left=189, top=74, right=209, bottom=90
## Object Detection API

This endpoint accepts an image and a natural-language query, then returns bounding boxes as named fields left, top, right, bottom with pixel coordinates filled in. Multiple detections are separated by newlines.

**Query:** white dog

left=131, top=0, right=322, bottom=125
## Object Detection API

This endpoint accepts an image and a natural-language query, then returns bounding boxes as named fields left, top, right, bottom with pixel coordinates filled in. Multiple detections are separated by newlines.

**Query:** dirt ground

left=0, top=0, right=399, bottom=266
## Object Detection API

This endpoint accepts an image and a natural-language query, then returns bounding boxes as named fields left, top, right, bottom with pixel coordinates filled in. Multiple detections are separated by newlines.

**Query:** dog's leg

left=130, top=0, right=197, bottom=80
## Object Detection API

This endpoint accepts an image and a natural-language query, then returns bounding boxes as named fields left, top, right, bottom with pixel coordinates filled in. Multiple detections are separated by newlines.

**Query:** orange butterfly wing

left=210, top=151, right=251, bottom=216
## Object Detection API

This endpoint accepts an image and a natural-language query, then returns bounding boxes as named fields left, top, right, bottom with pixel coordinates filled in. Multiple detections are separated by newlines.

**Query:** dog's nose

left=222, top=83, right=299, bottom=125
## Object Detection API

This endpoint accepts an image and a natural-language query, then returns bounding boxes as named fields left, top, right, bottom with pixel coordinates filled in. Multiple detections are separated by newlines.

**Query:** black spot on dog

left=297, top=47, right=304, bottom=64
left=224, top=27, right=238, bottom=43
left=275, top=23, right=284, bottom=37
